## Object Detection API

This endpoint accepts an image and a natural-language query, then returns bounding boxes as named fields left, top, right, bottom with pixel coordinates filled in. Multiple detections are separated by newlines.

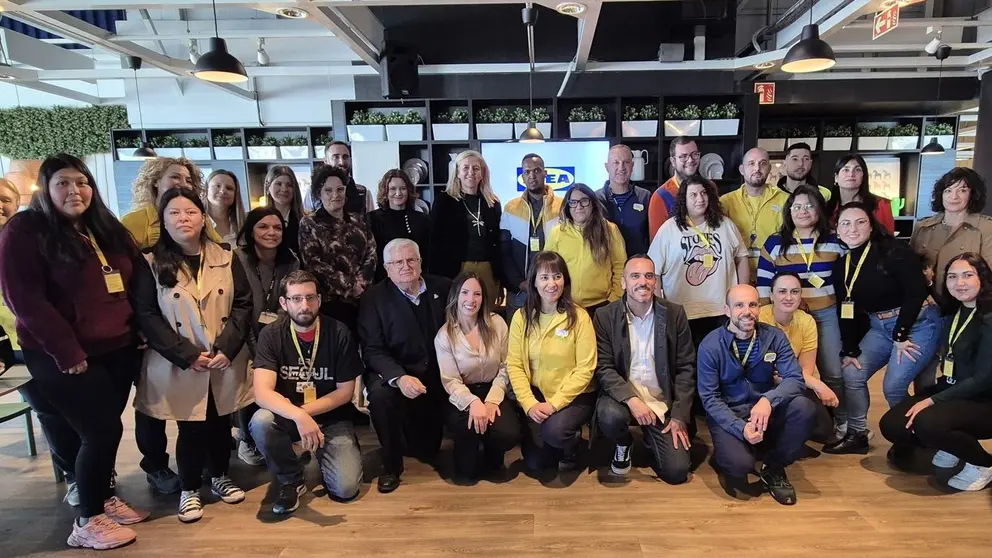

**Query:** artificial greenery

left=0, top=105, right=128, bottom=159
left=313, top=133, right=331, bottom=145
left=824, top=124, right=853, bottom=137
left=213, top=133, right=242, bottom=147
left=925, top=122, right=955, bottom=135
left=115, top=135, right=141, bottom=149
left=759, top=124, right=787, bottom=138
left=349, top=109, right=388, bottom=125
left=512, top=107, right=551, bottom=123
left=247, top=135, right=281, bottom=147
left=476, top=107, right=513, bottom=124
left=435, top=108, right=469, bottom=124
left=183, top=136, right=209, bottom=148
left=787, top=125, right=817, bottom=138
left=623, top=105, right=658, bottom=121
left=702, top=103, right=739, bottom=120
left=857, top=124, right=889, bottom=137
left=889, top=123, right=919, bottom=137
left=567, top=106, right=606, bottom=122
left=150, top=134, right=182, bottom=148
left=665, top=104, right=701, bottom=120
left=385, top=109, right=423, bottom=125
left=281, top=135, right=308, bottom=146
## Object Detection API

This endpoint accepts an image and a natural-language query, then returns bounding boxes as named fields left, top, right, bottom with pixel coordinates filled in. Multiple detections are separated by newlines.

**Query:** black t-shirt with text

left=254, top=314, right=363, bottom=424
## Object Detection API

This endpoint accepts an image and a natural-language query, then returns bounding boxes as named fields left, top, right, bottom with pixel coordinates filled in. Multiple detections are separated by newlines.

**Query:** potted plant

left=432, top=108, right=469, bottom=141
left=622, top=104, right=659, bottom=138
left=347, top=109, right=387, bottom=142
left=476, top=107, right=514, bottom=140
left=513, top=107, right=552, bottom=139
left=313, top=133, right=331, bottom=159
left=823, top=124, right=853, bottom=151
left=115, top=135, right=141, bottom=161
left=568, top=106, right=607, bottom=138
left=385, top=109, right=425, bottom=142
left=857, top=124, right=890, bottom=150
left=701, top=102, right=740, bottom=136
left=887, top=123, right=920, bottom=150
left=664, top=104, right=701, bottom=137
left=758, top=124, right=787, bottom=152
left=182, top=136, right=211, bottom=160
left=151, top=134, right=183, bottom=158
left=247, top=135, right=279, bottom=160
left=786, top=125, right=818, bottom=150
left=925, top=122, right=955, bottom=149
left=213, top=133, right=243, bottom=160
left=279, top=134, right=310, bottom=159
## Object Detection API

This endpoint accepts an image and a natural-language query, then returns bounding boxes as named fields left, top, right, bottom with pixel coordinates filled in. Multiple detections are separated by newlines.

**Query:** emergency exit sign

left=873, top=4, right=899, bottom=40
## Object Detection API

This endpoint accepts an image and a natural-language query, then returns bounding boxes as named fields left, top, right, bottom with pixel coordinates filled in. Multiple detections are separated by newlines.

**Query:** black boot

left=822, top=430, right=870, bottom=455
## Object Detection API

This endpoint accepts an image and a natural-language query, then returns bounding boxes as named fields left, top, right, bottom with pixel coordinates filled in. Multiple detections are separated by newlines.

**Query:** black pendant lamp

left=128, top=56, right=156, bottom=159
left=922, top=48, right=949, bottom=156
left=921, top=137, right=945, bottom=155
left=193, top=0, right=248, bottom=83
left=781, top=1, right=835, bottom=74
left=519, top=4, right=544, bottom=143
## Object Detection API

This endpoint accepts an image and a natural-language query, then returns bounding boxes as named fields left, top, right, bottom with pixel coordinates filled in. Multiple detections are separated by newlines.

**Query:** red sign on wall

left=873, top=4, right=900, bottom=40
left=754, top=82, right=775, bottom=105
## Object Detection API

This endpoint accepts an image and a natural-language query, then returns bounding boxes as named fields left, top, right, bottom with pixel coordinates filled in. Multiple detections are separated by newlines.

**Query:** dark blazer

left=593, top=296, right=696, bottom=424
left=357, top=274, right=452, bottom=387
left=429, top=191, right=503, bottom=282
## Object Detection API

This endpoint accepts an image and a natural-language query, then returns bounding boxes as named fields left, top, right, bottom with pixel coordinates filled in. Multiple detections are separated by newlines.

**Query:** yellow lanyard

left=529, top=198, right=545, bottom=235
left=689, top=219, right=711, bottom=248
left=793, top=232, right=818, bottom=272
left=85, top=231, right=125, bottom=294
left=843, top=242, right=871, bottom=300
left=85, top=231, right=112, bottom=271
left=290, top=318, right=321, bottom=381
left=947, top=307, right=976, bottom=358
left=731, top=331, right=757, bottom=365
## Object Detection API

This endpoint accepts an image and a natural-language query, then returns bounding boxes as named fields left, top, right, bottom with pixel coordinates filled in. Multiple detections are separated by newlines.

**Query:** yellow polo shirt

left=720, top=185, right=788, bottom=282
left=759, top=304, right=818, bottom=378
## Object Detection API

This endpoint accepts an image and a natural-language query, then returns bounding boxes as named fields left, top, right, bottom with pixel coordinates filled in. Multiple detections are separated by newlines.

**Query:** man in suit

left=358, top=238, right=452, bottom=493
left=593, top=254, right=696, bottom=484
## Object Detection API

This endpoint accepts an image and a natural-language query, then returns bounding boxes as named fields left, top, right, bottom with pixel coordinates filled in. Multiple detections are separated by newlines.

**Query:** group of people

left=1, top=136, right=992, bottom=551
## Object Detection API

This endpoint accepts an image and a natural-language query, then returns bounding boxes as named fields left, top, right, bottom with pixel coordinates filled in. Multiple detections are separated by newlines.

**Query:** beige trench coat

left=134, top=241, right=253, bottom=421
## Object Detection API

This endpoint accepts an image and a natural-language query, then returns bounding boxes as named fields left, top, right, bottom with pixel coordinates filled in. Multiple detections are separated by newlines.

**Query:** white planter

left=116, top=148, right=138, bottom=161
left=621, top=120, right=658, bottom=138
left=822, top=137, right=852, bottom=151
left=935, top=135, right=955, bottom=149
left=183, top=147, right=211, bottom=160
left=513, top=122, right=552, bottom=139
left=887, top=136, right=919, bottom=150
left=432, top=123, right=469, bottom=141
left=385, top=124, right=424, bottom=142
left=476, top=123, right=514, bottom=141
left=314, top=145, right=326, bottom=160
left=569, top=121, right=607, bottom=138
left=279, top=145, right=310, bottom=160
left=757, top=138, right=786, bottom=152
left=155, top=148, right=183, bottom=158
left=664, top=119, right=701, bottom=137
left=701, top=119, right=740, bottom=136
left=213, top=146, right=243, bottom=160
left=347, top=124, right=386, bottom=142
left=247, top=146, right=278, bottom=160
left=858, top=136, right=889, bottom=150
left=787, top=137, right=818, bottom=150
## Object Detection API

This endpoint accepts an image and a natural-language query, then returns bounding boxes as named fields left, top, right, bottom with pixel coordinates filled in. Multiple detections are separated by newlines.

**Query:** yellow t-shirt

left=720, top=185, right=788, bottom=282
left=758, top=304, right=818, bottom=377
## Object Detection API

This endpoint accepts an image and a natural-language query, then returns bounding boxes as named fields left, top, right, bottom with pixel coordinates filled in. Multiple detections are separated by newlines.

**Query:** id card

left=258, top=311, right=279, bottom=325
left=840, top=301, right=855, bottom=320
left=702, top=254, right=714, bottom=269
left=632, top=203, right=644, bottom=211
left=942, top=356, right=955, bottom=379
left=303, top=385, right=317, bottom=405
left=807, top=274, right=825, bottom=289
left=103, top=271, right=125, bottom=294
left=529, top=236, right=540, bottom=252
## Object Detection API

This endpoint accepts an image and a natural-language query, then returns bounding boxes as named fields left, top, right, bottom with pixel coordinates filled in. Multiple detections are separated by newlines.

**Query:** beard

left=291, top=311, right=317, bottom=328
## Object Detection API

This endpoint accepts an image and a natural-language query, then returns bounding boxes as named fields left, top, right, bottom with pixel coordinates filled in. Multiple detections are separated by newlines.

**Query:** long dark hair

left=942, top=252, right=992, bottom=314
left=777, top=184, right=830, bottom=257
left=444, top=271, right=497, bottom=355
left=837, top=201, right=903, bottom=275
left=827, top=154, right=880, bottom=218
left=153, top=188, right=211, bottom=288
left=30, top=153, right=138, bottom=265
left=560, top=183, right=613, bottom=265
left=673, top=175, right=724, bottom=230
left=523, top=251, right=578, bottom=336
left=931, top=167, right=987, bottom=214
left=237, top=206, right=295, bottom=265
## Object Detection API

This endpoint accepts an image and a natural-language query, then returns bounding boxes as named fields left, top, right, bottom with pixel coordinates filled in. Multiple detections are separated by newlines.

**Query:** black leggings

left=17, top=370, right=80, bottom=481
left=879, top=384, right=992, bottom=467
left=175, top=392, right=233, bottom=491
left=21, top=345, right=139, bottom=519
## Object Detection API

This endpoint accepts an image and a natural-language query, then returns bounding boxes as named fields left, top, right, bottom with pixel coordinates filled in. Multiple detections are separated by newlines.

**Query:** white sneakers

left=178, top=490, right=204, bottom=523
left=179, top=477, right=246, bottom=523
left=948, top=463, right=992, bottom=491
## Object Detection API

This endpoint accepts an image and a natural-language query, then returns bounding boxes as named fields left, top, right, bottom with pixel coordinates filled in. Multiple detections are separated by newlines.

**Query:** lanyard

left=843, top=242, right=871, bottom=299
left=290, top=318, right=321, bottom=381
left=85, top=231, right=114, bottom=273
left=947, top=307, right=976, bottom=357
left=739, top=188, right=762, bottom=246
left=731, top=332, right=757, bottom=365
left=256, top=264, right=277, bottom=308
left=689, top=219, right=711, bottom=248
left=793, top=232, right=818, bottom=272
left=529, top=198, right=545, bottom=235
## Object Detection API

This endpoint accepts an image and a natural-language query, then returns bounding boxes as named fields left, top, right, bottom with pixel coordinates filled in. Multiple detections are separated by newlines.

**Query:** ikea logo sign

left=517, top=166, right=575, bottom=191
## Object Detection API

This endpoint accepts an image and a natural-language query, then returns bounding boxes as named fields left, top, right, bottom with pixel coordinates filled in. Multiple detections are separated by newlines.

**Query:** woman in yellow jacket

left=122, top=157, right=223, bottom=250
left=544, top=183, right=626, bottom=314
left=508, top=251, right=597, bottom=473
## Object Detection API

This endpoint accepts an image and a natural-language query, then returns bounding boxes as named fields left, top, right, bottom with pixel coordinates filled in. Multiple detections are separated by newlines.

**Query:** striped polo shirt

left=756, top=232, right=846, bottom=311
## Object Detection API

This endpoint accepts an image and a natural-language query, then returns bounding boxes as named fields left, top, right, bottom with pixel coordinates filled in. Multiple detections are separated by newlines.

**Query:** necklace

left=463, top=197, right=484, bottom=236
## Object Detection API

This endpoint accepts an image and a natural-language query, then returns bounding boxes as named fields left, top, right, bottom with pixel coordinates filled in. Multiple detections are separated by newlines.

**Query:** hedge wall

left=0, top=105, right=129, bottom=159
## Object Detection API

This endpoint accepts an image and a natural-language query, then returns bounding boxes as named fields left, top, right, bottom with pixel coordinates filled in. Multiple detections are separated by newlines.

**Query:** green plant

left=350, top=109, right=388, bottom=125
left=385, top=109, right=423, bottom=125
left=824, top=124, right=852, bottom=137
left=183, top=136, right=209, bottom=148
left=787, top=125, right=817, bottom=138
left=151, top=134, right=181, bottom=148
left=624, top=105, right=658, bottom=121
left=925, top=122, right=955, bottom=136
left=567, top=106, right=606, bottom=122
left=115, top=135, right=141, bottom=149
left=435, top=108, right=469, bottom=124
left=665, top=104, right=701, bottom=120
left=313, top=133, right=331, bottom=145
left=261, top=136, right=280, bottom=147
left=476, top=107, right=514, bottom=124
left=889, top=123, right=919, bottom=137
left=703, top=102, right=739, bottom=119
left=531, top=107, right=551, bottom=122
left=858, top=124, right=890, bottom=137
left=512, top=107, right=531, bottom=123
left=759, top=124, right=787, bottom=138
left=213, top=133, right=242, bottom=147
left=511, top=107, right=550, bottom=123
left=0, top=105, right=127, bottom=159
left=281, top=135, right=308, bottom=146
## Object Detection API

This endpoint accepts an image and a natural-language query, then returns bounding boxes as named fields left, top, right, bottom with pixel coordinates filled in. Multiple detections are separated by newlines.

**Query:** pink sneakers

left=66, top=514, right=137, bottom=550
left=103, top=496, right=150, bottom=525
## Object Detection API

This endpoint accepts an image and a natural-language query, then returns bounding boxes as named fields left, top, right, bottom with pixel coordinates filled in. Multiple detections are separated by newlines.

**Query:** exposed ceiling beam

left=776, top=0, right=874, bottom=50
left=832, top=42, right=989, bottom=53
left=0, top=67, right=106, bottom=104
left=3, top=0, right=589, bottom=8
left=307, top=5, right=383, bottom=71
left=787, top=70, right=976, bottom=80
left=574, top=0, right=602, bottom=71
left=843, top=17, right=992, bottom=30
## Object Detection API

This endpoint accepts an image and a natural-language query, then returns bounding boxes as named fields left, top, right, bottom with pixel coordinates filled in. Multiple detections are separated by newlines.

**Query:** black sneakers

left=611, top=444, right=632, bottom=475
left=759, top=465, right=797, bottom=505
left=558, top=450, right=580, bottom=472
left=822, top=430, right=870, bottom=455
left=272, top=482, right=307, bottom=515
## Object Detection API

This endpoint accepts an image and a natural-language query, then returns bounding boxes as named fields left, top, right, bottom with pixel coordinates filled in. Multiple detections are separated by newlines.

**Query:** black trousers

left=135, top=410, right=170, bottom=473
left=443, top=383, right=521, bottom=479
left=18, top=373, right=80, bottom=482
left=21, top=345, right=139, bottom=519
left=879, top=384, right=992, bottom=467
left=366, top=375, right=444, bottom=476
left=688, top=316, right=725, bottom=351
left=175, top=391, right=233, bottom=491
left=595, top=396, right=691, bottom=484
left=521, top=388, right=596, bottom=470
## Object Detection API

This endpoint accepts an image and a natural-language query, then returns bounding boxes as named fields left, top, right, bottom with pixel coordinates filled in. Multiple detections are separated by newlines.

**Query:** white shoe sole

left=947, top=474, right=992, bottom=491
left=211, top=487, right=246, bottom=504
left=610, top=463, right=631, bottom=475
left=67, top=532, right=135, bottom=550
left=178, top=510, right=204, bottom=523
left=273, top=484, right=307, bottom=515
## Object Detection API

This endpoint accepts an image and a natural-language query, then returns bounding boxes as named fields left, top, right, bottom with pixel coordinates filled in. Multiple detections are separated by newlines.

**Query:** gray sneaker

left=64, top=481, right=80, bottom=507
left=146, top=467, right=181, bottom=494
left=238, top=441, right=265, bottom=467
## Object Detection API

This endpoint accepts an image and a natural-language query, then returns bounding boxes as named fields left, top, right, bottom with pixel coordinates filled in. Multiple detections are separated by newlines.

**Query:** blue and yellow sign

left=516, top=166, right=575, bottom=191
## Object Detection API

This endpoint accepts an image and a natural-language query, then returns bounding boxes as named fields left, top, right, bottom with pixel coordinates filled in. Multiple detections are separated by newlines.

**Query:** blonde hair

left=445, top=150, right=497, bottom=207
left=0, top=178, right=19, bottom=200
left=131, top=157, right=204, bottom=208
left=205, top=169, right=246, bottom=231
left=264, top=165, right=305, bottom=218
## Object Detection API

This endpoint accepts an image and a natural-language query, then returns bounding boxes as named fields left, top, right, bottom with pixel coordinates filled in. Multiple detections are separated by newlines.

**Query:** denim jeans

left=250, top=409, right=363, bottom=500
left=810, top=305, right=845, bottom=427
left=842, top=303, right=943, bottom=433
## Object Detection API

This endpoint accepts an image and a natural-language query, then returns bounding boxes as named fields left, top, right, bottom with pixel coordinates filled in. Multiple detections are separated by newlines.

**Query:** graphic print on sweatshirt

left=680, top=230, right=723, bottom=286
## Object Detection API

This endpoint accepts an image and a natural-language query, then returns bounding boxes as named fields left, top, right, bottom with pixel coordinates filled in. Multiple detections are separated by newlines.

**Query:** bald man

left=697, top=284, right=814, bottom=505
left=596, top=144, right=652, bottom=255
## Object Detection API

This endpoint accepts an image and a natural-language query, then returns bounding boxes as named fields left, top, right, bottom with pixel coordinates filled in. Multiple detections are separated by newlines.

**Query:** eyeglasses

left=285, top=294, right=319, bottom=304
left=385, top=257, right=421, bottom=268
left=568, top=198, right=592, bottom=208
left=790, top=203, right=815, bottom=212
left=676, top=152, right=701, bottom=163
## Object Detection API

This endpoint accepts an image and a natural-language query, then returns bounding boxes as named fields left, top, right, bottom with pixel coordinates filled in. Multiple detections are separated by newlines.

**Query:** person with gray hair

left=357, top=237, right=452, bottom=493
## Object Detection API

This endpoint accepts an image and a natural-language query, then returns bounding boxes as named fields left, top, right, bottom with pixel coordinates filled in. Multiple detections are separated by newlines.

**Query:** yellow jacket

left=122, top=205, right=224, bottom=250
left=544, top=220, right=626, bottom=308
left=507, top=308, right=596, bottom=413
left=719, top=185, right=788, bottom=280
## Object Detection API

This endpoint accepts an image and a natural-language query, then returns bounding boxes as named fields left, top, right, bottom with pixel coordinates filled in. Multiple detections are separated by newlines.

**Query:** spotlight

left=188, top=39, right=200, bottom=64
left=754, top=61, right=775, bottom=70
left=925, top=37, right=944, bottom=56
left=276, top=7, right=309, bottom=19
left=556, top=2, right=586, bottom=15
left=256, top=38, right=270, bottom=66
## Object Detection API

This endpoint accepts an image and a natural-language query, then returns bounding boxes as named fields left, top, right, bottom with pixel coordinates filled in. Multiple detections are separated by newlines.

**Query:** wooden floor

left=1, top=374, right=990, bottom=558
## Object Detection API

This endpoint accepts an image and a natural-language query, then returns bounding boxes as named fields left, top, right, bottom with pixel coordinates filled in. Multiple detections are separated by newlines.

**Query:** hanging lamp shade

left=781, top=24, right=836, bottom=74
left=519, top=121, right=545, bottom=143
left=193, top=37, right=248, bottom=83
left=132, top=141, right=157, bottom=159
left=921, top=137, right=946, bottom=155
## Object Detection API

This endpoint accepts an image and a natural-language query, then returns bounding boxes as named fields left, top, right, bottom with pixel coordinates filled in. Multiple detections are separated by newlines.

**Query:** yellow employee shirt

left=720, top=185, right=788, bottom=282
left=544, top=221, right=626, bottom=309
left=758, top=304, right=818, bottom=378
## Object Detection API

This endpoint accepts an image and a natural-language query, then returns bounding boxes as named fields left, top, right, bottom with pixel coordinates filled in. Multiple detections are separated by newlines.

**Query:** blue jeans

left=810, top=305, right=845, bottom=427
left=842, top=303, right=943, bottom=433
left=250, top=409, right=363, bottom=500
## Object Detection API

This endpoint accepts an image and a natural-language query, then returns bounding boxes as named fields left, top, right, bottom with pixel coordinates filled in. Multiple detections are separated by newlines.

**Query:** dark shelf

left=430, top=139, right=473, bottom=145
left=399, top=141, right=429, bottom=146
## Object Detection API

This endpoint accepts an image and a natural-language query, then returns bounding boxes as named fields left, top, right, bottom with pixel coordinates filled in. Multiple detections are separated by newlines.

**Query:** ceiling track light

left=194, top=0, right=248, bottom=83
left=520, top=3, right=544, bottom=144
left=257, top=38, right=270, bottom=66
left=555, top=2, right=586, bottom=15
left=127, top=56, right=156, bottom=160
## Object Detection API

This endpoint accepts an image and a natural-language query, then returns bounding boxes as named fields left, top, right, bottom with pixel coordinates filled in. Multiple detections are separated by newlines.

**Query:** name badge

left=555, top=328, right=568, bottom=338
left=632, top=203, right=644, bottom=211
left=529, top=236, right=541, bottom=252
left=258, top=311, right=279, bottom=325
left=702, top=254, right=714, bottom=269
left=841, top=301, right=855, bottom=320
left=807, top=274, right=825, bottom=289
left=942, top=355, right=955, bottom=379
left=763, top=352, right=776, bottom=363
left=103, top=270, right=125, bottom=294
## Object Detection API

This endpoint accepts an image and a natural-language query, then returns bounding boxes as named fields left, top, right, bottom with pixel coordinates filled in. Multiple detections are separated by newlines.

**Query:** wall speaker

left=380, top=42, right=419, bottom=99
